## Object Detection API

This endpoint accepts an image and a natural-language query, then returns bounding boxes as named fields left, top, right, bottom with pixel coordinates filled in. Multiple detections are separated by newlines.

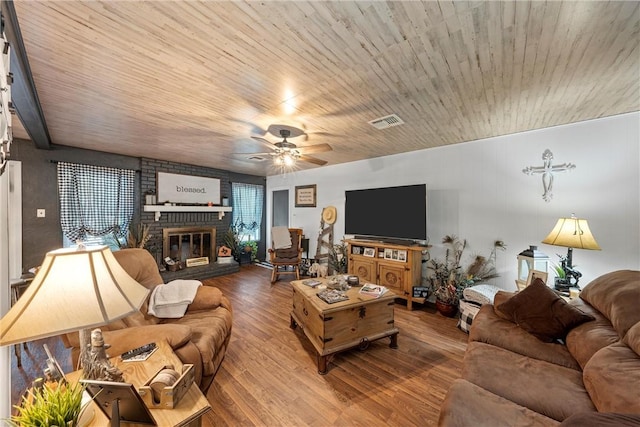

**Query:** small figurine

left=82, top=328, right=124, bottom=382
left=308, top=262, right=328, bottom=278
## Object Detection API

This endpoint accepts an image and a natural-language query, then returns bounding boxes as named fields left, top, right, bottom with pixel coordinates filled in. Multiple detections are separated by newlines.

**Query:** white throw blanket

left=462, top=284, right=501, bottom=305
left=272, top=226, right=292, bottom=249
left=148, top=279, right=202, bottom=318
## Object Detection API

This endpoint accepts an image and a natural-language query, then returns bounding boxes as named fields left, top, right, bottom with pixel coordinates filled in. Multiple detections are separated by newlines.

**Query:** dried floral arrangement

left=428, top=235, right=506, bottom=305
left=328, top=240, right=348, bottom=274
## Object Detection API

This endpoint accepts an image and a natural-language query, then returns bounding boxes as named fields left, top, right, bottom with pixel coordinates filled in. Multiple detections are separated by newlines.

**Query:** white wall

left=267, top=113, right=640, bottom=290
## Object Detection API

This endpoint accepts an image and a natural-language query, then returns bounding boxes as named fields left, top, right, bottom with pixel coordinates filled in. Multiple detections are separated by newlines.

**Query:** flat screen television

left=345, top=184, right=427, bottom=243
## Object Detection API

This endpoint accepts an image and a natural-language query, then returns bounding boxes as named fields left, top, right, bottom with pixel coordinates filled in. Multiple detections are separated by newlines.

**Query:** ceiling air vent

left=368, top=114, right=404, bottom=130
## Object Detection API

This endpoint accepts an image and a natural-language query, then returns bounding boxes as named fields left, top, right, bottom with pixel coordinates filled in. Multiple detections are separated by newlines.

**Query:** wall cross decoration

left=523, top=149, right=575, bottom=202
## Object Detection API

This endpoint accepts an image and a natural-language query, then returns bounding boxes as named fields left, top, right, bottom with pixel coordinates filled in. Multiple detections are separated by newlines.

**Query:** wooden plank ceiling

left=11, top=1, right=640, bottom=176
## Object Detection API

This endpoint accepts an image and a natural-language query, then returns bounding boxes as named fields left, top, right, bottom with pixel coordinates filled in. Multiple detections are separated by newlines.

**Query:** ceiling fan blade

left=302, top=131, right=341, bottom=142
left=229, top=119, right=267, bottom=136
left=251, top=136, right=275, bottom=150
left=232, top=152, right=274, bottom=156
left=299, top=155, right=328, bottom=166
left=297, top=143, right=332, bottom=154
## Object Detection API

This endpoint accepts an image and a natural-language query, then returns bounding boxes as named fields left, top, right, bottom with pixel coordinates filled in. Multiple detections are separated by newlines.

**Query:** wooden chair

left=268, top=228, right=303, bottom=284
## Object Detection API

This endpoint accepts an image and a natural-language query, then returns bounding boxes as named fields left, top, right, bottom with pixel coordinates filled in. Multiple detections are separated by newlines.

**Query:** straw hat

left=322, top=206, right=337, bottom=224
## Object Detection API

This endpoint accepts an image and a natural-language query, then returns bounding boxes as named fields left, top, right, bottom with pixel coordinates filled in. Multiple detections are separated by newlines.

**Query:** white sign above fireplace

left=157, top=172, right=221, bottom=205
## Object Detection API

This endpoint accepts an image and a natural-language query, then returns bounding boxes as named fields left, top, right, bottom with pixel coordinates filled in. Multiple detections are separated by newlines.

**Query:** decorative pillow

left=497, top=278, right=595, bottom=342
left=492, top=290, right=517, bottom=321
left=457, top=299, right=482, bottom=333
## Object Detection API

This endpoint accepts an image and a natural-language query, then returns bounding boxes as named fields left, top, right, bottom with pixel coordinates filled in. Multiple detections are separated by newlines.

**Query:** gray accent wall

left=12, top=139, right=266, bottom=272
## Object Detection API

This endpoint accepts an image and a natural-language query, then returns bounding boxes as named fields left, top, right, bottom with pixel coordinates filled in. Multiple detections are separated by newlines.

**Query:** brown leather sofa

left=439, top=270, right=640, bottom=426
left=61, top=248, right=232, bottom=392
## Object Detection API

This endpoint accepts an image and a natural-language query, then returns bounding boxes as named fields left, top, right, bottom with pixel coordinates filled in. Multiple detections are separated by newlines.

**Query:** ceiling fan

left=235, top=125, right=333, bottom=166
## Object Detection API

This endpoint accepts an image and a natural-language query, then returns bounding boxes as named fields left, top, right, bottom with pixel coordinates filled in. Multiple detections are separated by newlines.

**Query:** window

left=57, top=162, right=135, bottom=249
left=231, top=182, right=264, bottom=242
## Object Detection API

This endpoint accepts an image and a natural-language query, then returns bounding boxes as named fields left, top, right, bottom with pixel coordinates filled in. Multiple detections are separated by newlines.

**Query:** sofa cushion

left=583, top=342, right=640, bottom=414
left=579, top=270, right=640, bottom=338
left=462, top=341, right=596, bottom=421
left=188, top=286, right=230, bottom=312
left=470, top=305, right=581, bottom=370
left=166, top=303, right=233, bottom=377
left=560, top=412, right=640, bottom=426
left=565, top=298, right=620, bottom=369
left=102, top=323, right=193, bottom=356
left=439, top=379, right=561, bottom=427
left=113, top=248, right=163, bottom=327
left=113, top=248, right=164, bottom=289
left=624, top=321, right=640, bottom=356
left=497, top=278, right=594, bottom=342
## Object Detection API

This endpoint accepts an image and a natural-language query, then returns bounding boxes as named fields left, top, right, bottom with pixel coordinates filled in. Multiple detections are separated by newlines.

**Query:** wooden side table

left=66, top=339, right=211, bottom=426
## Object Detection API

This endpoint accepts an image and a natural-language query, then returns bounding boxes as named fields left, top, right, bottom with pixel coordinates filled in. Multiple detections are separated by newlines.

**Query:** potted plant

left=10, top=380, right=87, bottom=427
left=243, top=240, right=258, bottom=263
left=433, top=279, right=462, bottom=317
left=222, top=226, right=241, bottom=261
left=225, top=220, right=260, bottom=264
left=428, top=235, right=505, bottom=317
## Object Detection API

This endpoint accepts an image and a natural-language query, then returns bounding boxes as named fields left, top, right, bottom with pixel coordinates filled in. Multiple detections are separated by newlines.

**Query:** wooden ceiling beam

left=2, top=0, right=51, bottom=149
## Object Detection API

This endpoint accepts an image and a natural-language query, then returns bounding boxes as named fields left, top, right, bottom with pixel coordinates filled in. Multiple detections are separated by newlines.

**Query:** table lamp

left=541, top=214, right=601, bottom=290
left=0, top=245, right=150, bottom=381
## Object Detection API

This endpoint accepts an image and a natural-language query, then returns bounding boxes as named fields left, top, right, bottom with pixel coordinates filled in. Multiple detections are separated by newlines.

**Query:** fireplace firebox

left=163, top=227, right=217, bottom=264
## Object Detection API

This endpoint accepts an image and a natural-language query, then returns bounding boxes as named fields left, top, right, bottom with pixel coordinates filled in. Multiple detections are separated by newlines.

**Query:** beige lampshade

left=542, top=216, right=601, bottom=250
left=0, top=245, right=150, bottom=346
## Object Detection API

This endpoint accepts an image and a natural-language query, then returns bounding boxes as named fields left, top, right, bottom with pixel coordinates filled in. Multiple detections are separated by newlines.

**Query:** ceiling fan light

left=283, top=153, right=295, bottom=166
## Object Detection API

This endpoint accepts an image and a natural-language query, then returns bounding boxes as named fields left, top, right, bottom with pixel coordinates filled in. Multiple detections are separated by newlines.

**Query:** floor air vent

left=368, top=114, right=404, bottom=130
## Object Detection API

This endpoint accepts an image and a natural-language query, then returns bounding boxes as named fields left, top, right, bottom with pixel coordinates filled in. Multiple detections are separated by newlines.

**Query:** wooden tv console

left=346, top=239, right=429, bottom=310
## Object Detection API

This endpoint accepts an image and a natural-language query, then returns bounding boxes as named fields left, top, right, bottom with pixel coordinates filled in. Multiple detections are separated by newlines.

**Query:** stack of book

left=317, top=289, right=349, bottom=304
left=302, top=279, right=322, bottom=288
left=358, top=284, right=389, bottom=298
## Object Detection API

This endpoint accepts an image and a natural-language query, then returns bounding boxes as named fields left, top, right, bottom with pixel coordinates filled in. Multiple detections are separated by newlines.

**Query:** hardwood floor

left=200, top=266, right=468, bottom=427
left=10, top=265, right=468, bottom=426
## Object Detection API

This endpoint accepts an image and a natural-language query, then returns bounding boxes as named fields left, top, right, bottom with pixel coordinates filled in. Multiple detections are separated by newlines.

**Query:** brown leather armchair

left=60, top=248, right=232, bottom=393
left=268, top=228, right=303, bottom=283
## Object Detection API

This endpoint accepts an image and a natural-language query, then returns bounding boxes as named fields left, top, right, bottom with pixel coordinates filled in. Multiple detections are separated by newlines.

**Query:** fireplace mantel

left=144, top=205, right=232, bottom=221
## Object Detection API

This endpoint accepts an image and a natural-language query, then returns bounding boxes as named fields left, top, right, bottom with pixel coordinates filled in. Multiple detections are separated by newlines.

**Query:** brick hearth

left=160, top=260, right=240, bottom=282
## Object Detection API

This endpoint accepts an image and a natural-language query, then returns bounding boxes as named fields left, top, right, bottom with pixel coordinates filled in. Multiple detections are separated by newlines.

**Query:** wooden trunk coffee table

left=290, top=278, right=399, bottom=374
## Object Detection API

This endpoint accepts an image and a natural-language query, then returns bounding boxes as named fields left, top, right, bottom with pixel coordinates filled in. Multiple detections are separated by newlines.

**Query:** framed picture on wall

left=295, top=184, right=317, bottom=207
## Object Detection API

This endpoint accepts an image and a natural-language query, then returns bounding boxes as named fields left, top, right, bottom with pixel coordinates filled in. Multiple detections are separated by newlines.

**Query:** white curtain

left=231, top=182, right=264, bottom=241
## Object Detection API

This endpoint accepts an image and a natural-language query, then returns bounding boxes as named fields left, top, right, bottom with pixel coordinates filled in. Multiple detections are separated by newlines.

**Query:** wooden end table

left=66, top=339, right=211, bottom=426
left=290, top=278, right=399, bottom=374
